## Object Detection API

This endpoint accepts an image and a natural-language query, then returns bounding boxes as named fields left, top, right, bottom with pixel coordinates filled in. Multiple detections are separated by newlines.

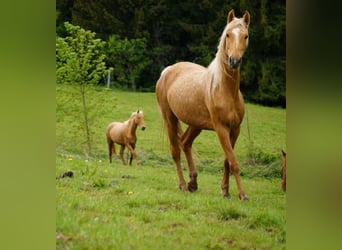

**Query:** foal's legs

left=181, top=126, right=201, bottom=192
left=119, top=145, right=127, bottom=165
left=126, top=143, right=138, bottom=166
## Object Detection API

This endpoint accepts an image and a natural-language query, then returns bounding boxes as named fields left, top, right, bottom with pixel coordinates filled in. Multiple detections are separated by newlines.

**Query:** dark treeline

left=56, top=0, right=286, bottom=107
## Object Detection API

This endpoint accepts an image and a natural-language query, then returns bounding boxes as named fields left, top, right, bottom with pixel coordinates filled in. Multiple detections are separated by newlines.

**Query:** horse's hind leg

left=119, top=145, right=127, bottom=165
left=181, top=126, right=201, bottom=192
left=165, top=113, right=187, bottom=191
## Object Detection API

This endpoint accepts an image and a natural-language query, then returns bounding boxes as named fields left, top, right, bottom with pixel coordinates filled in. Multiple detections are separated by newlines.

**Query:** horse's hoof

left=187, top=181, right=198, bottom=192
left=223, top=193, right=231, bottom=199
left=179, top=184, right=187, bottom=191
left=239, top=193, right=249, bottom=201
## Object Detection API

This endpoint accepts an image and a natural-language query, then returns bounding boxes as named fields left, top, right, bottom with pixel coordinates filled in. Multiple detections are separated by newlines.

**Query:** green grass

left=56, top=84, right=286, bottom=249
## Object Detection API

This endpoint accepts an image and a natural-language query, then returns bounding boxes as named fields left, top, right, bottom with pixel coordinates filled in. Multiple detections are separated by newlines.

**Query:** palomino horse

left=106, top=110, right=146, bottom=165
left=281, top=150, right=286, bottom=192
left=156, top=10, right=250, bottom=200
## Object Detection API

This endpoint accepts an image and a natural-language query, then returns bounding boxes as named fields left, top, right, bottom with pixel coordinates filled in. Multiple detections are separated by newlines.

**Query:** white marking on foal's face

left=232, top=28, right=240, bottom=49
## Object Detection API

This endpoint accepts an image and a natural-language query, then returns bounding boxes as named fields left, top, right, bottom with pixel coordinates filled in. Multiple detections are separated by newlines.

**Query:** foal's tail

left=106, top=129, right=116, bottom=163
left=108, top=139, right=116, bottom=154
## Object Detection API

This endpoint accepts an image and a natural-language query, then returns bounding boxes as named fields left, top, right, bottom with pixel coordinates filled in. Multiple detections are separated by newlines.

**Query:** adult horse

left=156, top=10, right=250, bottom=200
left=106, top=110, right=146, bottom=165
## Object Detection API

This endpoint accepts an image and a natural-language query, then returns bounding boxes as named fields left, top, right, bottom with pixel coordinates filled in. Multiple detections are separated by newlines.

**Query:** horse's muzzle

left=228, top=57, right=241, bottom=69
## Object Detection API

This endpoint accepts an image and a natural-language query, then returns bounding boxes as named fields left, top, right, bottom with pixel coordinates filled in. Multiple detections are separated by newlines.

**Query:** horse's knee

left=229, top=161, right=240, bottom=174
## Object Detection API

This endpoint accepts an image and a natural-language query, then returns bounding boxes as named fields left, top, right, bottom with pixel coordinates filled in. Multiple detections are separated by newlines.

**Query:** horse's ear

left=243, top=11, right=250, bottom=28
left=227, top=9, right=235, bottom=24
left=137, top=109, right=140, bottom=113
left=281, top=150, right=286, bottom=157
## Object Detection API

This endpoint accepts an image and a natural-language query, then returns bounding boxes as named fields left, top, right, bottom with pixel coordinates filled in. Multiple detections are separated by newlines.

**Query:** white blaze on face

left=232, top=28, right=240, bottom=49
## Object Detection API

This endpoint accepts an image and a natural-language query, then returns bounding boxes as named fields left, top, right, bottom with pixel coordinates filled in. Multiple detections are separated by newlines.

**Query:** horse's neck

left=209, top=58, right=240, bottom=98
left=126, top=119, right=137, bottom=135
left=222, top=66, right=240, bottom=97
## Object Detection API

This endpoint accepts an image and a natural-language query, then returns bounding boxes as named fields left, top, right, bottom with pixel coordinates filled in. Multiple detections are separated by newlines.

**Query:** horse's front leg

left=126, top=143, right=139, bottom=166
left=129, top=143, right=136, bottom=166
left=215, top=125, right=248, bottom=200
left=222, top=159, right=231, bottom=198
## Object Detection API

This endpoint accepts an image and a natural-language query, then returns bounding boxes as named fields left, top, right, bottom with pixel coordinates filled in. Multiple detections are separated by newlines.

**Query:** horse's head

left=222, top=10, right=250, bottom=69
left=133, top=109, right=146, bottom=131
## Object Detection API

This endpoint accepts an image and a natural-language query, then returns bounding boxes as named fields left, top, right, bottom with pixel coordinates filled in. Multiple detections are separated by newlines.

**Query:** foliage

left=106, top=34, right=151, bottom=91
left=56, top=22, right=111, bottom=86
left=56, top=0, right=286, bottom=107
left=56, top=84, right=116, bottom=158
left=56, top=22, right=112, bottom=156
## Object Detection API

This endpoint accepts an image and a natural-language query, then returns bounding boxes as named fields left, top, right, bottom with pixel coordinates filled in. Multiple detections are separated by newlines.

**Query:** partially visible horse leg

left=215, top=125, right=248, bottom=200
left=181, top=126, right=201, bottom=192
left=281, top=150, right=286, bottom=192
left=119, top=145, right=127, bottom=165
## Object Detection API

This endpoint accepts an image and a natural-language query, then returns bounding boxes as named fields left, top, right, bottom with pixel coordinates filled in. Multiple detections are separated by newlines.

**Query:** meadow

left=56, top=85, right=286, bottom=249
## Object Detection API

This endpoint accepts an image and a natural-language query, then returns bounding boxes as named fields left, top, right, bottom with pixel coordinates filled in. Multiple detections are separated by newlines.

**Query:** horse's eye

left=245, top=35, right=248, bottom=40
left=226, top=34, right=229, bottom=38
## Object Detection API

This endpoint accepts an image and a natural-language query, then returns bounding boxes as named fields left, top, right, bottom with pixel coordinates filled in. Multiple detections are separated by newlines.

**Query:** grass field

left=56, top=85, right=286, bottom=249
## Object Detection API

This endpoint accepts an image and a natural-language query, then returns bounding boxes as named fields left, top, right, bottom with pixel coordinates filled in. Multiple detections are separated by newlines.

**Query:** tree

left=57, top=0, right=286, bottom=107
left=106, top=34, right=151, bottom=91
left=56, top=22, right=112, bottom=157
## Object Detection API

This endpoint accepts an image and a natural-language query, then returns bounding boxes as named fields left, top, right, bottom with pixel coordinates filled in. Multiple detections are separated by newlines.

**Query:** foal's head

left=131, top=109, right=146, bottom=130
left=221, top=10, right=250, bottom=69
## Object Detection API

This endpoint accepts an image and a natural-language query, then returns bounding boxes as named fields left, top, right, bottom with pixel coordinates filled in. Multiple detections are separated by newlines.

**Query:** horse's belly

left=108, top=123, right=125, bottom=144
left=167, top=84, right=213, bottom=129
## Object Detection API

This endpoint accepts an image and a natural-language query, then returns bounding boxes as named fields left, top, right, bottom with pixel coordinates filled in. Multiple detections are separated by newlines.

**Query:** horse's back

left=156, top=62, right=212, bottom=128
left=157, top=62, right=207, bottom=89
